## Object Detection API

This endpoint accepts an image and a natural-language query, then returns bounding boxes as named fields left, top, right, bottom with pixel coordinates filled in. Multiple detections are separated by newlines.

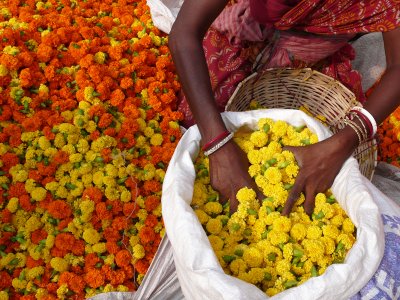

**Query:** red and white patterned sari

left=178, top=0, right=400, bottom=126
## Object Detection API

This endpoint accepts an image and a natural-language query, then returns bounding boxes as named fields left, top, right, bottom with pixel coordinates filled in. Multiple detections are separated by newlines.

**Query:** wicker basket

left=225, top=68, right=377, bottom=180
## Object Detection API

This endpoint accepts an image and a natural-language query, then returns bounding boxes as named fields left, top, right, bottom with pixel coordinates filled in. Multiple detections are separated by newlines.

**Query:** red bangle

left=350, top=109, right=373, bottom=138
left=202, top=130, right=231, bottom=151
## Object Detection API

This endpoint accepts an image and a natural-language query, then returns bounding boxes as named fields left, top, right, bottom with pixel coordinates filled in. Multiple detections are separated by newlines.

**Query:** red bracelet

left=350, top=109, right=373, bottom=138
left=202, top=130, right=231, bottom=151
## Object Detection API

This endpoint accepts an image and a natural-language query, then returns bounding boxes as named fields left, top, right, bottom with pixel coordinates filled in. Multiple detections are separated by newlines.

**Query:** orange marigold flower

left=112, top=216, right=128, bottom=231
left=115, top=249, right=131, bottom=268
left=144, top=195, right=160, bottom=212
left=37, top=44, right=54, bottom=63
left=82, top=187, right=103, bottom=203
left=84, top=268, right=105, bottom=288
left=98, top=113, right=113, bottom=129
left=110, top=88, right=125, bottom=106
left=139, top=226, right=156, bottom=245
left=134, top=259, right=149, bottom=274
left=31, top=229, right=48, bottom=244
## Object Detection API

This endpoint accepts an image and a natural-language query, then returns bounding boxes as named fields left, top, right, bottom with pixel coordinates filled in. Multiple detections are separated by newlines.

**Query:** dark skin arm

left=283, top=27, right=400, bottom=215
left=169, top=0, right=263, bottom=213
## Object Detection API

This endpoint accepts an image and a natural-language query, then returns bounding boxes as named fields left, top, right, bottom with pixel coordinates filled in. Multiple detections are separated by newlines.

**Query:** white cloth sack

left=146, top=0, right=183, bottom=34
left=162, top=109, right=385, bottom=300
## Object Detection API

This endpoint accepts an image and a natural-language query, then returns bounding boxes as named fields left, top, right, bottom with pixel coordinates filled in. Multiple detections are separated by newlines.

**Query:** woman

left=168, top=0, right=400, bottom=215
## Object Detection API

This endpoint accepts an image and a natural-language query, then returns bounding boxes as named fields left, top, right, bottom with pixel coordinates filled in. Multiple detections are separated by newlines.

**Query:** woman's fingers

left=282, top=174, right=305, bottom=216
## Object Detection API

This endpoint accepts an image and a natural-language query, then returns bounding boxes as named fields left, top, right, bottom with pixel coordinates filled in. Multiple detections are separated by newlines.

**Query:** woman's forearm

left=169, top=0, right=229, bottom=142
left=169, top=32, right=227, bottom=142
left=364, top=28, right=400, bottom=125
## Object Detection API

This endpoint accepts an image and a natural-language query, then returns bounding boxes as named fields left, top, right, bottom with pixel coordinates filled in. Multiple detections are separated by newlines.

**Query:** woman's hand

left=208, top=140, right=263, bottom=214
left=282, top=127, right=358, bottom=216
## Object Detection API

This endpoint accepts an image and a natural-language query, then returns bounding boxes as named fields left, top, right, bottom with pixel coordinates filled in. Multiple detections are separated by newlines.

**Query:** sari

left=178, top=0, right=400, bottom=126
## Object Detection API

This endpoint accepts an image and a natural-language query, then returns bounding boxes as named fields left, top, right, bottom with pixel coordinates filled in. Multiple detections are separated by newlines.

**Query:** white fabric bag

left=162, top=109, right=385, bottom=300
left=146, top=0, right=183, bottom=34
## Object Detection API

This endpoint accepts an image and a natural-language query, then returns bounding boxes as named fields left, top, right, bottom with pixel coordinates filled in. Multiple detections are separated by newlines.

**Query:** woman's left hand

left=282, top=128, right=358, bottom=216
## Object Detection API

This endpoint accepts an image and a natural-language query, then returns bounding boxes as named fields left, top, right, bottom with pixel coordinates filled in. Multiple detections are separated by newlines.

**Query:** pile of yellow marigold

left=0, top=0, right=182, bottom=299
left=192, top=118, right=356, bottom=297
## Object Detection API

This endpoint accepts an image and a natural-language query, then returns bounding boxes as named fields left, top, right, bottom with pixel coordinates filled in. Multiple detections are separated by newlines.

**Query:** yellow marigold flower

left=104, top=164, right=118, bottom=177
left=206, top=218, right=223, bottom=235
left=37, top=136, right=51, bottom=150
left=26, top=266, right=44, bottom=281
left=264, top=167, right=282, bottom=185
left=56, top=284, right=68, bottom=299
left=105, top=186, right=120, bottom=200
left=247, top=149, right=262, bottom=165
left=315, top=193, right=326, bottom=207
left=302, top=239, right=325, bottom=262
left=143, top=127, right=154, bottom=138
left=250, top=131, right=268, bottom=147
left=55, top=186, right=68, bottom=198
left=92, top=243, right=107, bottom=254
left=82, top=228, right=101, bottom=245
left=120, top=190, right=131, bottom=202
left=25, top=215, right=42, bottom=232
left=45, top=234, right=55, bottom=249
left=330, top=215, right=345, bottom=227
left=132, top=244, right=145, bottom=259
left=53, top=133, right=66, bottom=148
left=0, top=64, right=8, bottom=77
left=271, top=120, right=288, bottom=137
left=204, top=201, right=223, bottom=215
left=242, top=247, right=263, bottom=268
left=6, top=197, right=19, bottom=213
left=320, top=236, right=335, bottom=255
left=264, top=212, right=280, bottom=226
left=69, top=153, right=83, bottom=163
left=208, top=235, right=224, bottom=251
left=93, top=171, right=104, bottom=186
left=316, top=203, right=335, bottom=219
left=85, top=120, right=97, bottom=133
left=336, top=233, right=355, bottom=250
left=24, top=179, right=36, bottom=193
left=266, top=287, right=280, bottom=297
left=80, top=199, right=95, bottom=215
left=272, top=216, right=291, bottom=233
left=35, top=288, right=48, bottom=299
left=322, top=225, right=340, bottom=240
left=137, top=209, right=148, bottom=221
left=76, top=139, right=89, bottom=153
left=150, top=133, right=163, bottom=146
left=61, top=144, right=75, bottom=155
left=307, top=225, right=322, bottom=239
left=229, top=258, right=247, bottom=275
left=94, top=51, right=107, bottom=64
left=195, top=209, right=210, bottom=225
left=282, top=243, right=293, bottom=260
left=285, top=163, right=299, bottom=178
left=268, top=230, right=289, bottom=246
left=342, top=218, right=355, bottom=233
left=276, top=259, right=291, bottom=276
left=12, top=278, right=27, bottom=290
left=236, top=187, right=256, bottom=203
left=248, top=164, right=261, bottom=178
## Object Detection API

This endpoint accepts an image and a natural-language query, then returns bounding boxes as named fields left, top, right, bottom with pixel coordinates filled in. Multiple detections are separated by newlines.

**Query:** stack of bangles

left=202, top=130, right=234, bottom=156
left=343, top=106, right=377, bottom=144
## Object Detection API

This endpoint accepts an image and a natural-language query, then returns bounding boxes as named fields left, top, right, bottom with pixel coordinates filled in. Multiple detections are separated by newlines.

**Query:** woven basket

left=225, top=68, right=377, bottom=180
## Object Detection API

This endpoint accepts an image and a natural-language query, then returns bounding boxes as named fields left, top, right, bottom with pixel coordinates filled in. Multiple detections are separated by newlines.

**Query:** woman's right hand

left=208, top=140, right=264, bottom=214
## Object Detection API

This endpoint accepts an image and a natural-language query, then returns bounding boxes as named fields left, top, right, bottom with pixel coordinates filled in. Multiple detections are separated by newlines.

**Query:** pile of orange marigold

left=377, top=106, right=400, bottom=167
left=0, top=0, right=182, bottom=298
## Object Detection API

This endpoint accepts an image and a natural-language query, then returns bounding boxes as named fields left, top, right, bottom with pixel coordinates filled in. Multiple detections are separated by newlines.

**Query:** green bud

left=264, top=272, right=272, bottom=281
left=247, top=208, right=257, bottom=215
left=222, top=255, right=236, bottom=263
left=311, top=265, right=318, bottom=277
left=293, top=249, right=303, bottom=257
left=267, top=252, right=277, bottom=262
left=284, top=280, right=298, bottom=289
left=234, top=249, right=244, bottom=257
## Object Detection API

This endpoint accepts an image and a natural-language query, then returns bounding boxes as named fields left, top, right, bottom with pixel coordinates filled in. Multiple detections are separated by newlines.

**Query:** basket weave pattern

left=225, top=68, right=377, bottom=179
